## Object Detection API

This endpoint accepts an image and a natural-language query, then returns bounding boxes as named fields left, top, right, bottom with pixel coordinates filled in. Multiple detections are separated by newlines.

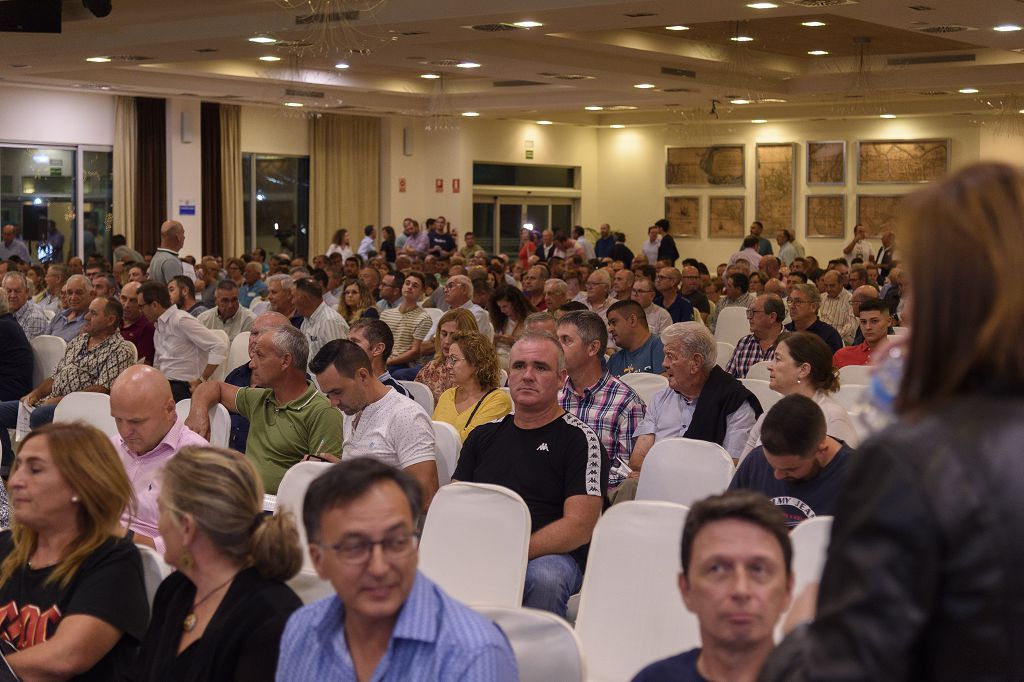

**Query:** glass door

left=472, top=196, right=576, bottom=258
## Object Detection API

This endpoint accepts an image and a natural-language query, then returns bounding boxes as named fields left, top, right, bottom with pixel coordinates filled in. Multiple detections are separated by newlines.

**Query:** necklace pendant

left=182, top=613, right=197, bottom=632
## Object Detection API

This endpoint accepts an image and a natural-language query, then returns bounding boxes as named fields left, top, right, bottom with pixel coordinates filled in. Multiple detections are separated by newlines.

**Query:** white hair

left=661, top=321, right=716, bottom=372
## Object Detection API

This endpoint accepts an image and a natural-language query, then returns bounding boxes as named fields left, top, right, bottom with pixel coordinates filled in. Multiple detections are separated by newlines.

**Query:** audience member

left=337, top=279, right=377, bottom=325
left=607, top=299, right=664, bottom=377
left=490, top=286, right=536, bottom=370
left=842, top=223, right=874, bottom=265
left=775, top=228, right=804, bottom=266
left=443, top=274, right=493, bottom=339
left=433, top=331, right=512, bottom=441
left=35, top=264, right=66, bottom=314
left=725, top=294, right=786, bottom=379
left=583, top=270, right=615, bottom=322
left=149, top=220, right=186, bottom=284
left=678, top=265, right=710, bottom=323
left=612, top=267, right=635, bottom=302
left=525, top=310, right=558, bottom=335
left=654, top=267, right=695, bottom=324
left=265, top=274, right=303, bottom=328
left=783, top=283, right=843, bottom=354
left=707, top=272, right=753, bottom=333
left=847, top=285, right=892, bottom=346
left=818, top=270, right=857, bottom=344
left=729, top=235, right=763, bottom=270
left=380, top=271, right=431, bottom=378
left=522, top=265, right=549, bottom=310
left=543, top=278, right=569, bottom=312
left=198, top=279, right=256, bottom=342
left=168, top=274, right=207, bottom=317
left=414, top=308, right=479, bottom=402
left=834, top=299, right=892, bottom=368
left=655, top=219, right=680, bottom=265
left=46, top=273, right=93, bottom=342
left=0, top=224, right=31, bottom=262
left=118, top=281, right=155, bottom=364
left=240, top=261, right=268, bottom=308
left=0, top=292, right=32, bottom=404
left=347, top=318, right=412, bottom=398
left=454, top=332, right=608, bottom=617
left=629, top=277, right=672, bottom=336
left=3, top=271, right=48, bottom=339
left=641, top=225, right=661, bottom=264
left=294, top=277, right=349, bottom=362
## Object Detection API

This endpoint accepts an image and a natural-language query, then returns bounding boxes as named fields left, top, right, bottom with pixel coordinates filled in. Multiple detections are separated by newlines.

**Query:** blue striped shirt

left=276, top=571, right=518, bottom=681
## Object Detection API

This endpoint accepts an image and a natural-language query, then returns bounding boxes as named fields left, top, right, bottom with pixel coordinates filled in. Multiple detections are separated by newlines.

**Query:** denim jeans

left=0, top=400, right=57, bottom=467
left=522, top=554, right=583, bottom=619
left=390, top=365, right=423, bottom=381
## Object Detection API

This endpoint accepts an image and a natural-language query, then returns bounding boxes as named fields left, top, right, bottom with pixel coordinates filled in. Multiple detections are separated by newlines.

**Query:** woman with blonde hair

left=414, top=308, right=478, bottom=402
left=134, top=445, right=302, bottom=681
left=337, top=278, right=377, bottom=324
left=433, top=331, right=513, bottom=441
left=0, top=422, right=149, bottom=680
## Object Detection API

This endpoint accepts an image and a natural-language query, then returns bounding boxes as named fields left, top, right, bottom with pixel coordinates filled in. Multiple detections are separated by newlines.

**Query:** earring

left=180, top=550, right=195, bottom=571
left=71, top=495, right=80, bottom=503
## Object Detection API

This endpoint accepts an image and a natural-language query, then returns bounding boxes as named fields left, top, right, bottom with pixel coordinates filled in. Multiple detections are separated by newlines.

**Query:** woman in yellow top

left=432, top=331, right=513, bottom=441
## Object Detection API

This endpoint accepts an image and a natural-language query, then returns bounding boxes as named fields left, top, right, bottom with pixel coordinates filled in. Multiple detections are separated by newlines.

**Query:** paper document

left=15, top=401, right=34, bottom=442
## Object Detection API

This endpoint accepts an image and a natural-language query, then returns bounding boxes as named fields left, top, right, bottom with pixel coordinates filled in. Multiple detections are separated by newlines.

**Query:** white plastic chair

left=399, top=380, right=435, bottom=414
left=207, top=329, right=231, bottom=383
left=892, top=326, right=909, bottom=336
left=419, top=482, right=531, bottom=607
left=475, top=606, right=586, bottom=682
left=276, top=461, right=334, bottom=573
left=53, top=392, right=118, bottom=437
left=636, top=438, right=735, bottom=507
left=617, top=372, right=668, bottom=406
left=125, top=340, right=138, bottom=364
left=29, top=334, right=66, bottom=386
left=833, top=383, right=866, bottom=412
left=137, top=544, right=172, bottom=607
left=777, top=516, right=834, bottom=641
left=746, top=360, right=772, bottom=381
left=741, top=378, right=783, bottom=413
left=575, top=501, right=697, bottom=682
left=838, top=364, right=871, bottom=386
left=713, top=306, right=749, bottom=347
left=432, top=420, right=461, bottom=486
left=422, top=307, right=445, bottom=342
left=225, top=331, right=251, bottom=374
left=498, top=368, right=508, bottom=387
left=175, top=399, right=232, bottom=448
left=716, top=341, right=735, bottom=369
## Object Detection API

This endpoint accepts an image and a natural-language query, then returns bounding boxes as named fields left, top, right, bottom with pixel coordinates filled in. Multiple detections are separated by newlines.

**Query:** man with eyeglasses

left=279, top=458, right=517, bottom=681
left=654, top=267, right=695, bottom=324
left=783, top=283, right=843, bottom=354
left=630, top=278, right=672, bottom=336
left=375, top=272, right=403, bottom=313
left=679, top=265, right=711, bottom=323
left=46, top=273, right=94, bottom=342
left=443, top=274, right=493, bottom=340
left=725, top=294, right=786, bottom=379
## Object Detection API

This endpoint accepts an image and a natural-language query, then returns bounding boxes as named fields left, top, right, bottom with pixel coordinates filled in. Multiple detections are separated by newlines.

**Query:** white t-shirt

left=342, top=388, right=436, bottom=469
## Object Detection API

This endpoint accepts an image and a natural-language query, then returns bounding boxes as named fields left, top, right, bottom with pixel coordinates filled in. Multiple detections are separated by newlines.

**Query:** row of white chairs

left=746, top=360, right=872, bottom=387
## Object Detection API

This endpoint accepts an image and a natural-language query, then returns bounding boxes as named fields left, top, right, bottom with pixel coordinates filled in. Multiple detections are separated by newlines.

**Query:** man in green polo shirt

left=186, top=324, right=343, bottom=493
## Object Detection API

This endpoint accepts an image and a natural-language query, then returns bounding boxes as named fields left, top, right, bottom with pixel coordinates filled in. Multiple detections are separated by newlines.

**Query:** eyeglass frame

left=317, top=531, right=421, bottom=565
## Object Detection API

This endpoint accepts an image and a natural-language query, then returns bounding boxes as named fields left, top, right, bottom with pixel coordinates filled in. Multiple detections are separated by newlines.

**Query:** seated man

left=784, top=283, right=843, bottom=354
left=629, top=277, right=672, bottom=336
left=0, top=293, right=32, bottom=403
left=606, top=299, right=665, bottom=376
left=46, top=273, right=93, bottom=342
left=0, top=296, right=135, bottom=461
left=198, top=279, right=256, bottom=342
left=186, top=324, right=344, bottom=494
left=265, top=274, right=304, bottom=328
left=818, top=271, right=858, bottom=345
left=725, top=294, right=786, bottom=379
left=632, top=490, right=793, bottom=681
left=3, top=272, right=48, bottom=340
left=835, top=299, right=892, bottom=368
left=295, top=277, right=349, bottom=361
left=347, top=318, right=413, bottom=399
left=454, top=332, right=608, bottom=617
left=119, top=281, right=155, bottom=364
left=729, top=395, right=854, bottom=527
left=109, top=365, right=208, bottom=551
left=281, top=458, right=517, bottom=680
left=310, top=339, right=438, bottom=510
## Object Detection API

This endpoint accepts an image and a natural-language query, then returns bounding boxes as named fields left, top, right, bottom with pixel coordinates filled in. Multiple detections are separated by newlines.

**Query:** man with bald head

left=109, top=365, right=208, bottom=551
left=119, top=281, right=155, bottom=364
left=584, top=270, right=616, bottom=323
left=46, top=273, right=94, bottom=342
left=148, top=220, right=185, bottom=284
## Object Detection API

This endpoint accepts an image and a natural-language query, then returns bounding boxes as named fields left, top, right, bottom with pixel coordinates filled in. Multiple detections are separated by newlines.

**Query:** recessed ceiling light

left=457, top=61, right=481, bottom=68
left=85, top=56, right=111, bottom=63
left=801, top=21, right=826, bottom=27
left=1019, top=108, right=1024, bottom=114
left=420, top=73, right=440, bottom=79
left=959, top=87, right=979, bottom=93
left=747, top=2, right=778, bottom=8
left=610, top=124, right=625, bottom=128
left=665, top=25, right=690, bottom=31
left=993, top=24, right=1022, bottom=32
left=634, top=83, right=656, bottom=89
left=259, top=56, right=281, bottom=62
left=335, top=62, right=350, bottom=69
left=537, top=120, right=553, bottom=125
left=99, top=86, right=111, bottom=91
left=752, top=119, right=768, bottom=123
left=880, top=113, right=896, bottom=118
left=731, top=98, right=751, bottom=105
left=808, top=50, right=829, bottom=56
left=461, top=111, right=480, bottom=117
left=731, top=35, right=754, bottom=42
left=283, top=102, right=304, bottom=107
left=585, top=106, right=604, bottom=111
left=513, top=21, right=543, bottom=28
left=248, top=36, right=276, bottom=44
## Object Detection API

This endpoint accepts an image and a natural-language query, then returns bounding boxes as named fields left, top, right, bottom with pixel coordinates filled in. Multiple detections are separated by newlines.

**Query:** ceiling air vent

left=428, top=59, right=462, bottom=67
left=467, top=23, right=524, bottom=32
left=661, top=66, right=696, bottom=78
left=296, top=10, right=360, bottom=25
left=285, top=88, right=325, bottom=99
left=918, top=90, right=952, bottom=95
left=662, top=87, right=698, bottom=93
left=400, top=31, right=427, bottom=36
left=538, top=72, right=595, bottom=80
left=917, top=24, right=975, bottom=33
left=785, top=0, right=858, bottom=7
left=195, top=48, right=219, bottom=53
left=889, top=53, right=975, bottom=65
left=622, top=12, right=658, bottom=17
left=493, top=80, right=548, bottom=87
left=908, top=5, right=934, bottom=10
left=109, top=55, right=153, bottom=62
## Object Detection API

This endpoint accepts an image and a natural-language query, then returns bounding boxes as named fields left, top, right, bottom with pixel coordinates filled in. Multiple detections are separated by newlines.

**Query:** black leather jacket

left=761, top=394, right=1024, bottom=681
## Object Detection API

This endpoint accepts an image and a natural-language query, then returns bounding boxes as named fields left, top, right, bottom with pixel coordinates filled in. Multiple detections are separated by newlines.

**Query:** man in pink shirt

left=109, top=365, right=208, bottom=551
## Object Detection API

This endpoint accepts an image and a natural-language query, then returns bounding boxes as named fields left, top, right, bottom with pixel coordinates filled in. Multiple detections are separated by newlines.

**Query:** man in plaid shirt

left=556, top=310, right=645, bottom=492
left=725, top=294, right=786, bottom=379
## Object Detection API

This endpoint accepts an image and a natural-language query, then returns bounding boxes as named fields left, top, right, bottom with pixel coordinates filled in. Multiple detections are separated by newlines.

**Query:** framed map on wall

left=755, top=143, right=795, bottom=237
left=806, top=195, right=845, bottom=238
left=666, top=145, right=745, bottom=187
left=708, top=196, right=745, bottom=239
left=807, top=141, right=845, bottom=185
left=664, top=196, right=700, bottom=237
left=857, top=139, right=949, bottom=184
left=856, top=195, right=905, bottom=237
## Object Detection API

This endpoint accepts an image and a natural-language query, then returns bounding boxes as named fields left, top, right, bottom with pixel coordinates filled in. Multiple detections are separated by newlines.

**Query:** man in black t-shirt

left=729, top=395, right=853, bottom=527
left=454, top=332, right=607, bottom=619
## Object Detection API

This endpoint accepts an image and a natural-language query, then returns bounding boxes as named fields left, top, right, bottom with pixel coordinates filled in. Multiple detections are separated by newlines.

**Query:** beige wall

left=239, top=106, right=310, bottom=156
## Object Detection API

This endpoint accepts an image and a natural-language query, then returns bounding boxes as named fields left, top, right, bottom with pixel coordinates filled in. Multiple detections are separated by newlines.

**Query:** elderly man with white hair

left=442, top=274, right=493, bottom=339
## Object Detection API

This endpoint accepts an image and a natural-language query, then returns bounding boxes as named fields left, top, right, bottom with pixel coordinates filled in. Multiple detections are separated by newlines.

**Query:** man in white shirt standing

left=357, top=225, right=376, bottom=260
left=294, top=277, right=349, bottom=364
left=843, top=223, right=875, bottom=265
left=138, top=281, right=228, bottom=402
left=641, top=225, right=661, bottom=264
left=311, top=338, right=438, bottom=511
left=572, top=226, right=596, bottom=261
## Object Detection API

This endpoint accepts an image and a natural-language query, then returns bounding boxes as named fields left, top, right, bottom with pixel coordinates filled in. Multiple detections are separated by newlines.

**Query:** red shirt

left=833, top=341, right=873, bottom=369
left=121, top=315, right=155, bottom=365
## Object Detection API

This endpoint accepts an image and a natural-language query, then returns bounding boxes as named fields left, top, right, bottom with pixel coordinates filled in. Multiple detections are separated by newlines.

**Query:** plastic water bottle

left=851, top=342, right=904, bottom=438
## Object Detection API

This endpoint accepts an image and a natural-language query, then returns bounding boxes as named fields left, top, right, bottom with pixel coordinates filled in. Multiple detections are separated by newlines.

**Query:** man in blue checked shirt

left=277, top=459, right=517, bottom=681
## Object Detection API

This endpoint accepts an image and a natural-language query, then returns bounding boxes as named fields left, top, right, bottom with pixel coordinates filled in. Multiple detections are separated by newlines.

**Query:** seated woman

left=0, top=422, right=149, bottom=680
left=337, top=278, right=378, bottom=324
left=134, top=445, right=303, bottom=681
left=489, top=286, right=537, bottom=370
left=415, top=308, right=478, bottom=403
left=741, top=331, right=859, bottom=460
left=433, top=332, right=513, bottom=441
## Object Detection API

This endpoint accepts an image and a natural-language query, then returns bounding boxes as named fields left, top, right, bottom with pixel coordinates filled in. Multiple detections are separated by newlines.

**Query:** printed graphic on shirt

left=561, top=412, right=603, bottom=496
left=0, top=601, right=61, bottom=649
left=537, top=443, right=549, bottom=452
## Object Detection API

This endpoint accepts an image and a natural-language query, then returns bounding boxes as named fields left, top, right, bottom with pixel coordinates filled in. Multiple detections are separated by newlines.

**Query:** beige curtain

left=309, top=114, right=380, bottom=256
left=219, top=104, right=244, bottom=258
left=112, top=96, right=136, bottom=244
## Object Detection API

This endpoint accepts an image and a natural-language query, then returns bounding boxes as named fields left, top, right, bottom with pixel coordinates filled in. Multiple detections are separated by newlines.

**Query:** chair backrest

left=432, top=420, right=461, bottom=486
left=832, top=383, right=866, bottom=412
left=475, top=606, right=585, bottom=682
left=777, top=516, right=834, bottom=641
left=713, top=306, right=749, bottom=346
left=838, top=364, right=871, bottom=386
left=745, top=360, right=772, bottom=381
left=207, top=329, right=232, bottom=383
left=422, top=307, right=445, bottom=342
left=419, top=482, right=531, bottom=607
left=716, top=341, right=735, bottom=369
left=740, top=378, right=783, bottom=412
left=225, top=331, right=251, bottom=374
left=137, top=545, right=173, bottom=607
left=53, top=392, right=118, bottom=437
left=399, top=380, right=435, bottom=413
left=575, top=501, right=698, bottom=682
left=174, top=399, right=232, bottom=448
left=498, top=368, right=508, bottom=387
left=617, top=372, right=669, bottom=406
left=635, top=438, right=734, bottom=507
left=125, top=339, right=138, bottom=364
left=892, top=326, right=909, bottom=336
left=29, top=334, right=67, bottom=386
left=275, top=461, right=335, bottom=572
left=249, top=297, right=270, bottom=312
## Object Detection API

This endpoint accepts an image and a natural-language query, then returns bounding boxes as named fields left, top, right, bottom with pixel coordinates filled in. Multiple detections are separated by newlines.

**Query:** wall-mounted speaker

left=403, top=127, right=413, bottom=156
left=181, top=111, right=193, bottom=144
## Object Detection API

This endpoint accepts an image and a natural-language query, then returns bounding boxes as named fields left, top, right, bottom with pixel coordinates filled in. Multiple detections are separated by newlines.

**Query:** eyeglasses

left=318, top=532, right=420, bottom=565
left=787, top=298, right=810, bottom=306
left=746, top=309, right=767, bottom=319
left=631, top=288, right=653, bottom=295
left=446, top=355, right=466, bottom=366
